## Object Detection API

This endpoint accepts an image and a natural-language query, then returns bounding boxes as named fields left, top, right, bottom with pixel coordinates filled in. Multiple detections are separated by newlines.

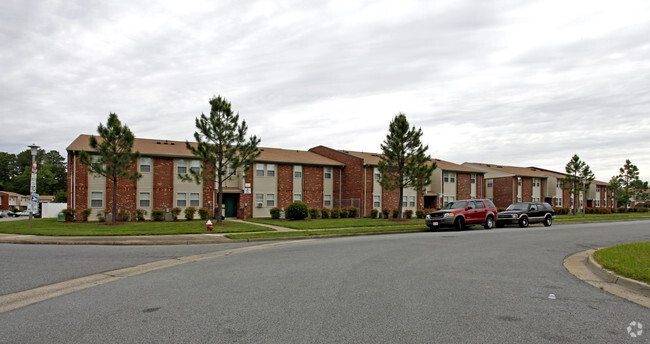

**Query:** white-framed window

left=324, top=167, right=332, bottom=179
left=140, top=157, right=151, bottom=173
left=444, top=172, right=455, bottom=183
left=294, top=194, right=302, bottom=202
left=557, top=180, right=563, bottom=188
left=91, top=192, right=103, bottom=208
left=487, top=179, right=493, bottom=187
left=190, top=193, right=200, bottom=207
left=177, top=160, right=187, bottom=174
left=533, top=178, right=540, bottom=187
left=471, top=174, right=476, bottom=184
left=190, top=160, right=200, bottom=174
left=409, top=196, right=416, bottom=207
left=256, top=164, right=265, bottom=177
left=556, top=197, right=563, bottom=207
left=402, top=196, right=407, bottom=207
left=176, top=193, right=187, bottom=207
left=324, top=194, right=332, bottom=207
left=255, top=194, right=264, bottom=207
left=443, top=195, right=455, bottom=206
left=266, top=194, right=275, bottom=207
left=374, top=168, right=380, bottom=181
left=139, top=192, right=150, bottom=208
left=294, top=165, right=302, bottom=178
left=266, top=164, right=275, bottom=177
left=373, top=195, right=381, bottom=208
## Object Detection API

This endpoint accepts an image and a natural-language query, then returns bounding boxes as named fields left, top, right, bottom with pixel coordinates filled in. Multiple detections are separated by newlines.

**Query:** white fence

left=41, top=203, right=67, bottom=218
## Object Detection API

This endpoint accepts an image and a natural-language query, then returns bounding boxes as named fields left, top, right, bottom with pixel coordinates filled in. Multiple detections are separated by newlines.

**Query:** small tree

left=560, top=154, right=594, bottom=214
left=181, top=96, right=261, bottom=224
left=378, top=113, right=435, bottom=218
left=79, top=113, right=141, bottom=223
left=616, top=159, right=640, bottom=210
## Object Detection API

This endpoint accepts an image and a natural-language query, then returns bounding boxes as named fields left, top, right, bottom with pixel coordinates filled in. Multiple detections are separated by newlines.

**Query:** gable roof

left=464, top=163, right=556, bottom=178
left=338, top=150, right=483, bottom=173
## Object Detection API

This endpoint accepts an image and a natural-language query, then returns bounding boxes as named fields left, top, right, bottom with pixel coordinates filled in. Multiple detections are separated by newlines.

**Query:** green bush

left=135, top=209, right=147, bottom=221
left=321, top=208, right=330, bottom=219
left=370, top=209, right=379, bottom=219
left=62, top=208, right=76, bottom=222
left=97, top=210, right=106, bottom=222
left=347, top=207, right=358, bottom=218
left=415, top=210, right=425, bottom=219
left=184, top=207, right=197, bottom=220
left=80, top=208, right=92, bottom=222
left=635, top=207, right=648, bottom=213
left=497, top=207, right=507, bottom=213
left=152, top=208, right=164, bottom=221
left=199, top=208, right=209, bottom=220
left=554, top=207, right=570, bottom=215
left=392, top=209, right=399, bottom=218
left=339, top=207, right=349, bottom=218
left=309, top=208, right=319, bottom=219
left=287, top=201, right=309, bottom=220
left=331, top=208, right=340, bottom=219
left=117, top=209, right=130, bottom=222
left=170, top=207, right=181, bottom=220
left=270, top=207, right=281, bottom=219
left=382, top=208, right=390, bottom=219
left=404, top=209, right=413, bottom=219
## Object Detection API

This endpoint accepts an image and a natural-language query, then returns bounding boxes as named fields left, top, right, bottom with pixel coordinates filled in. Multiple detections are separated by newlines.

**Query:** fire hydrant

left=206, top=220, right=213, bottom=231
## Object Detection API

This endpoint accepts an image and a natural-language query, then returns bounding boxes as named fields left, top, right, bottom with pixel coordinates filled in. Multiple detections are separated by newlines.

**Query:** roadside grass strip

left=555, top=213, right=650, bottom=223
left=0, top=218, right=272, bottom=236
left=227, top=225, right=428, bottom=239
left=245, top=217, right=424, bottom=229
left=593, top=242, right=650, bottom=285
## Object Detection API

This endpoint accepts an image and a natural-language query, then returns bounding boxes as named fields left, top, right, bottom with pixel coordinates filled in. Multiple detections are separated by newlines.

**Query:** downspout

left=339, top=166, right=342, bottom=208
left=363, top=163, right=367, bottom=217
left=73, top=151, right=76, bottom=210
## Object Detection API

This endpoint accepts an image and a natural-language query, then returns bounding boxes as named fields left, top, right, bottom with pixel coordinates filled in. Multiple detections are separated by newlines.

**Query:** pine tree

left=560, top=154, right=594, bottom=214
left=617, top=159, right=640, bottom=210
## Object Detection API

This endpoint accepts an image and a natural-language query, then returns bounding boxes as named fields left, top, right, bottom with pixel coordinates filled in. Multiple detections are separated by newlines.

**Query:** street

left=1, top=221, right=649, bottom=343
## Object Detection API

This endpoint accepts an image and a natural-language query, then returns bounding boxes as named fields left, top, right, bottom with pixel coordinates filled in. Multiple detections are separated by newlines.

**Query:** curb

left=586, top=249, right=650, bottom=296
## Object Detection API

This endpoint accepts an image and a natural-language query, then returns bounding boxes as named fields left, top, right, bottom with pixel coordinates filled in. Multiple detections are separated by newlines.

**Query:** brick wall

left=493, top=177, right=515, bottom=208
left=476, top=174, right=485, bottom=198
left=457, top=173, right=471, bottom=200
left=239, top=166, right=254, bottom=219
left=67, top=152, right=88, bottom=211
left=304, top=165, right=324, bottom=208
left=522, top=177, right=532, bottom=202
left=0, top=193, right=8, bottom=210
left=277, top=164, right=294, bottom=209
left=105, top=165, right=137, bottom=219
left=309, top=146, right=364, bottom=203
left=153, top=157, right=174, bottom=211
left=202, top=162, right=215, bottom=214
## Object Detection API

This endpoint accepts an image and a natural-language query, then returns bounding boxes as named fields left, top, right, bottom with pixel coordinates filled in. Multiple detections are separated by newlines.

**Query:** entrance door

left=223, top=194, right=238, bottom=218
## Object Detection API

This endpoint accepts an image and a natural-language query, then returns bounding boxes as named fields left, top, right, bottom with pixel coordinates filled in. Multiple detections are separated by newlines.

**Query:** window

left=533, top=178, right=540, bottom=187
left=594, top=200, right=600, bottom=207
left=177, top=193, right=187, bottom=207
left=443, top=195, right=455, bottom=206
left=266, top=164, right=275, bottom=177
left=518, top=178, right=522, bottom=186
left=177, top=160, right=187, bottom=174
left=190, top=193, right=200, bottom=207
left=255, top=194, right=264, bottom=206
left=324, top=167, right=332, bottom=179
left=474, top=200, right=485, bottom=209
left=266, top=194, right=275, bottom=207
left=373, top=195, right=381, bottom=208
left=324, top=194, right=332, bottom=207
left=471, top=174, right=476, bottom=184
left=487, top=179, right=493, bottom=187
left=139, top=192, right=150, bottom=208
left=294, top=166, right=302, bottom=178
left=294, top=194, right=302, bottom=202
left=402, top=196, right=407, bottom=207
left=140, top=158, right=151, bottom=173
left=91, top=192, right=103, bottom=208
left=557, top=181, right=562, bottom=188
left=256, top=164, right=265, bottom=177
left=409, top=196, right=416, bottom=207
left=444, top=172, right=455, bottom=183
left=556, top=197, right=563, bottom=207
left=374, top=168, right=380, bottom=181
left=190, top=160, right=200, bottom=174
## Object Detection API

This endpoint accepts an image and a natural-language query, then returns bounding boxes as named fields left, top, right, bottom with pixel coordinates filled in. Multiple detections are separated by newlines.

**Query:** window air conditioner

left=256, top=202, right=263, bottom=208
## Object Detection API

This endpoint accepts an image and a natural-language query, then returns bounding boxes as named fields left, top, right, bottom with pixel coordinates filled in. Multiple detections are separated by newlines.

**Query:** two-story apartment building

left=0, top=191, right=29, bottom=211
left=423, top=160, right=485, bottom=209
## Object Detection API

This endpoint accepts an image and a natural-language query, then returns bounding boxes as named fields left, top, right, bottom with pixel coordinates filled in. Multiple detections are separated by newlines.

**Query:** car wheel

left=543, top=216, right=552, bottom=227
left=518, top=216, right=529, bottom=228
left=454, top=217, right=464, bottom=230
left=484, top=216, right=494, bottom=230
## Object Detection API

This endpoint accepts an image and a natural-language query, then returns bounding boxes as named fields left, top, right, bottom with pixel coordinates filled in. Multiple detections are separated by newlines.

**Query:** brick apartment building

left=0, top=191, right=29, bottom=211
left=423, top=159, right=485, bottom=209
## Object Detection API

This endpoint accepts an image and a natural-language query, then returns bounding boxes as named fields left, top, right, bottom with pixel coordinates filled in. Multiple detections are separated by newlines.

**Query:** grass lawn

left=245, top=217, right=424, bottom=229
left=555, top=213, right=650, bottom=223
left=593, top=242, right=650, bottom=285
left=227, top=225, right=428, bottom=240
left=0, top=218, right=272, bottom=236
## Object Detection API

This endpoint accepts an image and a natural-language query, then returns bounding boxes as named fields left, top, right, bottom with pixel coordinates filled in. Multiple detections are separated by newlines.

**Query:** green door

left=223, top=194, right=238, bottom=218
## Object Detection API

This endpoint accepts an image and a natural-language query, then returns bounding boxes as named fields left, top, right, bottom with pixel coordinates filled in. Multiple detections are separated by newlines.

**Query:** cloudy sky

left=1, top=0, right=649, bottom=182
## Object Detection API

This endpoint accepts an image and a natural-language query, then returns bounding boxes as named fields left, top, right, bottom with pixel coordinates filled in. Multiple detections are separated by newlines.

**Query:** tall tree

left=560, top=154, right=594, bottom=214
left=79, top=113, right=141, bottom=222
left=378, top=113, right=436, bottom=218
left=181, top=95, right=261, bottom=224
left=631, top=179, right=649, bottom=205
left=616, top=159, right=640, bottom=210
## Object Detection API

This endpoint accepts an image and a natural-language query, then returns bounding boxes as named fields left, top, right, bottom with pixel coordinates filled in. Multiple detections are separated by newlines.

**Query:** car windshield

left=443, top=201, right=467, bottom=210
left=506, top=203, right=528, bottom=211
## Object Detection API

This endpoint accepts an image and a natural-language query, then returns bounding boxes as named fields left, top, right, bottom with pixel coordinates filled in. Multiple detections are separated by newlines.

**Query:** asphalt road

left=1, top=221, right=649, bottom=343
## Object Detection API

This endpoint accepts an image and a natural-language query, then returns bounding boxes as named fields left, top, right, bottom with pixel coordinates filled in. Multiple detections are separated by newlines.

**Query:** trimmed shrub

left=321, top=208, right=331, bottom=219
left=347, top=207, right=358, bottom=218
left=97, top=210, right=106, bottom=222
left=270, top=207, right=281, bottom=219
left=199, top=208, right=209, bottom=220
left=62, top=208, right=76, bottom=222
left=184, top=207, right=197, bottom=220
left=152, top=208, right=164, bottom=221
left=497, top=207, right=507, bottom=213
left=635, top=207, right=648, bottom=213
left=392, top=209, right=399, bottom=218
left=80, top=208, right=92, bottom=222
left=331, top=208, right=340, bottom=219
left=135, top=209, right=147, bottom=221
left=370, top=209, right=379, bottom=219
left=554, top=207, right=570, bottom=215
left=309, top=208, right=319, bottom=219
left=287, top=201, right=309, bottom=220
left=170, top=207, right=181, bottom=220
left=117, top=209, right=130, bottom=222
left=415, top=210, right=425, bottom=219
left=404, top=209, right=413, bottom=219
left=382, top=208, right=390, bottom=219
left=339, top=208, right=349, bottom=218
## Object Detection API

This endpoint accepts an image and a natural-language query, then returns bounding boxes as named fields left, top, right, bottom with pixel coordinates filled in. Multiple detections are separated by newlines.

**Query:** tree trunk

left=216, top=180, right=223, bottom=224
left=112, top=177, right=118, bottom=223
left=398, top=186, right=404, bottom=219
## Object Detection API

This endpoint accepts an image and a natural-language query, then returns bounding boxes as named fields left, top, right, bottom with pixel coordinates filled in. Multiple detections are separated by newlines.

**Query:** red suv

left=425, top=199, right=498, bottom=231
